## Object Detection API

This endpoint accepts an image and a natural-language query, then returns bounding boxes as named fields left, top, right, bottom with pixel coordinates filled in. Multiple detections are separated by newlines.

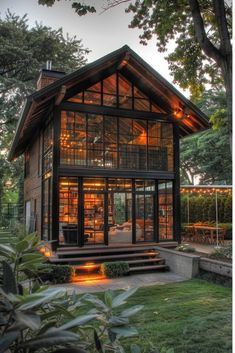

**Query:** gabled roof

left=9, top=45, right=209, bottom=161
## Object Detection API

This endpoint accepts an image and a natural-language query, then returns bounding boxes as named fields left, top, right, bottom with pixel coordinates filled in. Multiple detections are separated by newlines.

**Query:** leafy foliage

left=180, top=89, right=231, bottom=185
left=39, top=264, right=74, bottom=284
left=0, top=230, right=144, bottom=353
left=100, top=261, right=130, bottom=278
left=209, top=244, right=232, bottom=260
left=0, top=229, right=45, bottom=290
left=181, top=194, right=232, bottom=224
left=175, top=244, right=196, bottom=253
left=0, top=11, right=89, bottom=211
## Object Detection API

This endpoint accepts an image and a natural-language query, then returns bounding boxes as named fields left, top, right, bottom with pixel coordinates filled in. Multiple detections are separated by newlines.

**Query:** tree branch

left=188, top=0, right=223, bottom=65
left=212, top=0, right=232, bottom=55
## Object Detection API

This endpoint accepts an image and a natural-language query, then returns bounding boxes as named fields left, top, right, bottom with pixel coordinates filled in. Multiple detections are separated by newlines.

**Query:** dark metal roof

left=9, top=45, right=210, bottom=160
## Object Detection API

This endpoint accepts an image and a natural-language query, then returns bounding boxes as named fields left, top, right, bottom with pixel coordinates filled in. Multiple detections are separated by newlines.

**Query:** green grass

left=92, top=279, right=232, bottom=353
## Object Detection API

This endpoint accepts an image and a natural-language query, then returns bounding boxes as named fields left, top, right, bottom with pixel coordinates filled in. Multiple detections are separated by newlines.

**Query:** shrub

left=175, top=244, right=196, bottom=253
left=100, top=261, right=129, bottom=278
left=209, top=244, right=232, bottom=260
left=39, top=264, right=74, bottom=284
left=218, top=223, right=232, bottom=240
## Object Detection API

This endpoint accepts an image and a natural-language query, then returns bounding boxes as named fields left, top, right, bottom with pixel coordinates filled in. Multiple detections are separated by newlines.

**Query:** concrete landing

left=55, top=271, right=186, bottom=293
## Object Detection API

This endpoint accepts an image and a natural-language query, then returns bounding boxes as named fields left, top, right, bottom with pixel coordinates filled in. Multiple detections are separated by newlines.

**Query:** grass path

left=93, top=279, right=231, bottom=353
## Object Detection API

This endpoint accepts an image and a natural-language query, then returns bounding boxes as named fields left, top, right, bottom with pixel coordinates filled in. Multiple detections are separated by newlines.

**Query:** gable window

left=60, top=111, right=173, bottom=171
left=68, top=72, right=164, bottom=113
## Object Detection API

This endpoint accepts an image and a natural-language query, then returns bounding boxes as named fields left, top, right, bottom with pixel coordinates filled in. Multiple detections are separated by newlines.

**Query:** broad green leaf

left=83, top=294, right=108, bottom=311
left=120, top=305, right=144, bottom=318
left=37, top=320, right=58, bottom=335
left=0, top=331, right=19, bottom=353
left=0, top=243, right=15, bottom=257
left=18, top=287, right=66, bottom=310
left=109, top=316, right=129, bottom=326
left=110, top=326, right=138, bottom=337
left=15, top=311, right=41, bottom=330
left=15, top=239, right=29, bottom=252
left=104, top=290, right=113, bottom=308
left=112, top=288, right=138, bottom=308
left=58, top=314, right=97, bottom=330
left=21, top=253, right=43, bottom=262
left=20, top=329, right=80, bottom=349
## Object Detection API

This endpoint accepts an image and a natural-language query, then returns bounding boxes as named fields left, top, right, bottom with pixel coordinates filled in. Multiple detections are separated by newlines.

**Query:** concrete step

left=129, top=264, right=169, bottom=272
left=49, top=250, right=158, bottom=264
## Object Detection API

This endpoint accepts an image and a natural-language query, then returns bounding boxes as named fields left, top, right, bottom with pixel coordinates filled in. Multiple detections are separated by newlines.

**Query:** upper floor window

left=68, top=72, right=164, bottom=113
left=60, top=111, right=173, bottom=172
left=42, top=121, right=53, bottom=176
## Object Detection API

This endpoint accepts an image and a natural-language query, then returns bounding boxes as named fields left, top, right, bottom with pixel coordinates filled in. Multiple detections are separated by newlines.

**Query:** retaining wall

left=155, top=246, right=200, bottom=278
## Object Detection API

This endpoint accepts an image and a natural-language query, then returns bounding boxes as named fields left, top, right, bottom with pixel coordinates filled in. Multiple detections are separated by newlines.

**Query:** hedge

left=38, top=264, right=73, bottom=284
left=100, top=261, right=129, bottom=278
left=181, top=194, right=232, bottom=224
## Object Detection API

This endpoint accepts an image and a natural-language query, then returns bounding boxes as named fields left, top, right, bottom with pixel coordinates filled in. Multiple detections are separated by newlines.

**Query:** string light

left=180, top=186, right=232, bottom=195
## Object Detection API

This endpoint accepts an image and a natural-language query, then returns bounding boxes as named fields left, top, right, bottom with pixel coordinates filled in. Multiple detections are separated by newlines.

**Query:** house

left=9, top=45, right=209, bottom=252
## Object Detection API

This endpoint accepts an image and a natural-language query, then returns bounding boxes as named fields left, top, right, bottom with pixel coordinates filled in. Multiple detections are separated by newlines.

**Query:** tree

left=0, top=11, right=89, bottom=217
left=38, top=0, right=232, bottom=150
left=180, top=89, right=231, bottom=185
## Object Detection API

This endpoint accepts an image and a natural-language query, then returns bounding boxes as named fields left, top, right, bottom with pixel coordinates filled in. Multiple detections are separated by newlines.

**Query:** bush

left=100, top=261, right=129, bottom=278
left=209, top=244, right=232, bottom=260
left=218, top=223, right=232, bottom=240
left=175, top=244, right=196, bottom=253
left=39, top=264, right=74, bottom=284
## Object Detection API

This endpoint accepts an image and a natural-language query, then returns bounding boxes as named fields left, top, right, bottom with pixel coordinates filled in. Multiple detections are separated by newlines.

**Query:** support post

left=173, top=123, right=181, bottom=243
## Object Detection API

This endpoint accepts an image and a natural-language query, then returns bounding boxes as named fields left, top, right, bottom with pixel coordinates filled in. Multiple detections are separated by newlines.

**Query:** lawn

left=100, top=279, right=232, bottom=353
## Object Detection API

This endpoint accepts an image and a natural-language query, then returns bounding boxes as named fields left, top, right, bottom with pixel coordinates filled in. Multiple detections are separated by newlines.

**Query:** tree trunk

left=188, top=0, right=232, bottom=153
left=221, top=56, right=232, bottom=153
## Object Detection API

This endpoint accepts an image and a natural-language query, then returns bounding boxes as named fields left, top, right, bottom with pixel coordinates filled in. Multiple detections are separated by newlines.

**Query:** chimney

left=37, top=63, right=66, bottom=90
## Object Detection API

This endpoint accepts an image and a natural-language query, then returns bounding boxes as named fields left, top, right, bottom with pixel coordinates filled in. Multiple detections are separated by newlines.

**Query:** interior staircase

left=48, top=244, right=169, bottom=280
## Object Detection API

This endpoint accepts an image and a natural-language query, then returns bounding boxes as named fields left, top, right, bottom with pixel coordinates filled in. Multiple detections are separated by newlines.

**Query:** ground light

left=70, top=262, right=107, bottom=284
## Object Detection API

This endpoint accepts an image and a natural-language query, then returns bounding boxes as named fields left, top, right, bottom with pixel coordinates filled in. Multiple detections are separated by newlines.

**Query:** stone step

left=129, top=264, right=169, bottom=272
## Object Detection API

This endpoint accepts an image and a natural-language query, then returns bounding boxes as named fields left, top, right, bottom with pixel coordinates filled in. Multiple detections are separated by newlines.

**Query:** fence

left=0, top=203, right=24, bottom=228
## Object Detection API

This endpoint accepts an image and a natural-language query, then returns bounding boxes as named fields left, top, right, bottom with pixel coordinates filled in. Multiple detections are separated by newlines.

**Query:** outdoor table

left=184, top=225, right=225, bottom=245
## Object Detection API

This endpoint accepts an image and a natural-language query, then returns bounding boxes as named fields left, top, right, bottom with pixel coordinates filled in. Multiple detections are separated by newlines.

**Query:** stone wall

left=155, top=246, right=200, bottom=278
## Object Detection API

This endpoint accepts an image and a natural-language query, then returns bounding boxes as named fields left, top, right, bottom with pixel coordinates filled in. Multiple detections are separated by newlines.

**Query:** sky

left=0, top=0, right=187, bottom=96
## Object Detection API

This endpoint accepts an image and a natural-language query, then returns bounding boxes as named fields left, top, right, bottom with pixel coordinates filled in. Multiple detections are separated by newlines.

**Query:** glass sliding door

left=108, top=192, right=132, bottom=244
left=135, top=180, right=155, bottom=242
left=59, top=177, right=78, bottom=245
left=158, top=181, right=173, bottom=240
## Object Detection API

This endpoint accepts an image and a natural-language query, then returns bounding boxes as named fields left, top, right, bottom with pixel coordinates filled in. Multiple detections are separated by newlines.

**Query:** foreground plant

left=0, top=231, right=45, bottom=291
left=82, top=289, right=143, bottom=352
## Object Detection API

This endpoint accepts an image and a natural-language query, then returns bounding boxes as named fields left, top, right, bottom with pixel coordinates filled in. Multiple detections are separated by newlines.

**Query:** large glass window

left=158, top=181, right=173, bottom=240
left=42, top=121, right=53, bottom=175
left=68, top=72, right=164, bottom=113
left=57, top=177, right=174, bottom=245
left=42, top=176, right=52, bottom=241
left=60, top=111, right=173, bottom=171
